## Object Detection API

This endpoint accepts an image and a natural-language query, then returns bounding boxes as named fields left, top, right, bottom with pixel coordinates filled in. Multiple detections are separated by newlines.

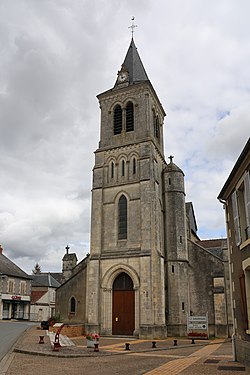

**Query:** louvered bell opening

left=114, top=105, right=122, bottom=135
left=126, top=102, right=134, bottom=132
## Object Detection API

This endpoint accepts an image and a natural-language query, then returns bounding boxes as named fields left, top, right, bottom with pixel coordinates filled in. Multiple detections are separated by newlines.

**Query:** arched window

left=121, top=160, right=125, bottom=177
left=126, top=102, right=134, bottom=132
left=114, top=105, right=122, bottom=135
left=152, top=110, right=160, bottom=140
left=70, top=297, right=76, bottom=313
left=132, top=158, right=136, bottom=175
left=118, top=195, right=127, bottom=240
left=111, top=162, right=114, bottom=179
left=113, top=272, right=133, bottom=291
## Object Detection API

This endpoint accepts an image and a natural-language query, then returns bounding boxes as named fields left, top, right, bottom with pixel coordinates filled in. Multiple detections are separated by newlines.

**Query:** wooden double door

left=112, top=273, right=135, bottom=336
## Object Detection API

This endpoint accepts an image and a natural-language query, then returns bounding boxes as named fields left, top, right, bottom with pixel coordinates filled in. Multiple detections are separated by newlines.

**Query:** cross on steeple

left=168, top=155, right=174, bottom=163
left=128, top=16, right=138, bottom=38
left=65, top=245, right=70, bottom=254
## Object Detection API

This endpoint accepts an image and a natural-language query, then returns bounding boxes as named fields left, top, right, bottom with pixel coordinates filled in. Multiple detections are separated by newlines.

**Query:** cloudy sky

left=0, top=0, right=249, bottom=274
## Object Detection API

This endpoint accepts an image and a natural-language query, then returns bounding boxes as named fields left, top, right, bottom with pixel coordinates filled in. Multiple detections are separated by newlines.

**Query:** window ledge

left=240, top=238, right=250, bottom=250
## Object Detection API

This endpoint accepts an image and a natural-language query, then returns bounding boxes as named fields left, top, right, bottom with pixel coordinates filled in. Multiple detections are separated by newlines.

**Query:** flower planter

left=87, top=339, right=95, bottom=348
left=86, top=333, right=100, bottom=348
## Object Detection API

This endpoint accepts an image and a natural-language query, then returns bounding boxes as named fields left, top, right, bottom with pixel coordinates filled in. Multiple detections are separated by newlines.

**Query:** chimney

left=0, top=245, right=3, bottom=254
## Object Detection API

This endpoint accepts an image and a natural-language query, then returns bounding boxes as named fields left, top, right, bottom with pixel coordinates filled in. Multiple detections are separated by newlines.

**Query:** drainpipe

left=218, top=198, right=236, bottom=361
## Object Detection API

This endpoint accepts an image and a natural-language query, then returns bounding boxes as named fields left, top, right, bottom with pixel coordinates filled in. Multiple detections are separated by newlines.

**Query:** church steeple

left=114, top=38, right=149, bottom=87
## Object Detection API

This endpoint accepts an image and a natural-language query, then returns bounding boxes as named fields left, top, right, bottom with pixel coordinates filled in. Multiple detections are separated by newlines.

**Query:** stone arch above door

left=102, top=264, right=140, bottom=291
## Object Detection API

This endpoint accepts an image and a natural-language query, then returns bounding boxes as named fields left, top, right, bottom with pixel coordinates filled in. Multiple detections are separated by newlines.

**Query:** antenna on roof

left=128, top=16, right=138, bottom=38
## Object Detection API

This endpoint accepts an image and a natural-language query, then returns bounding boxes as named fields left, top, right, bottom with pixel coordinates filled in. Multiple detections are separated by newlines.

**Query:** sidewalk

left=1, top=325, right=249, bottom=374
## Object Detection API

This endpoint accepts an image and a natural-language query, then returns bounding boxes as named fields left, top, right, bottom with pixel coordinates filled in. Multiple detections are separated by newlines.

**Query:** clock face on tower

left=118, top=71, right=128, bottom=83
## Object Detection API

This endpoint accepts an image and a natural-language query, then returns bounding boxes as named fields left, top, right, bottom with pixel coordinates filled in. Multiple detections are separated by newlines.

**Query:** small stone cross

left=65, top=245, right=70, bottom=254
left=168, top=155, right=174, bottom=163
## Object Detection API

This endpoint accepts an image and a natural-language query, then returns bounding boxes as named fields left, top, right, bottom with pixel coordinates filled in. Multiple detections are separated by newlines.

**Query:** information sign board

left=187, top=313, right=209, bottom=339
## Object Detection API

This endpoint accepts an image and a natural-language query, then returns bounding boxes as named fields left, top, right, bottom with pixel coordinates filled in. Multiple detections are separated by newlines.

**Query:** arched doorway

left=112, top=272, right=135, bottom=335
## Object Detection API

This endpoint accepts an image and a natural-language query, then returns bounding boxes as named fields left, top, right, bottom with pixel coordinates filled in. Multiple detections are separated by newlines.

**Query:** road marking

left=128, top=353, right=185, bottom=359
left=188, top=343, right=223, bottom=357
left=144, top=356, right=200, bottom=375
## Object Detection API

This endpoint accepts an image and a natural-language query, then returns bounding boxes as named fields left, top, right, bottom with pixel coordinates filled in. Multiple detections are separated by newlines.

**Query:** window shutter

left=232, top=190, right=241, bottom=246
left=239, top=271, right=249, bottom=330
left=244, top=172, right=250, bottom=239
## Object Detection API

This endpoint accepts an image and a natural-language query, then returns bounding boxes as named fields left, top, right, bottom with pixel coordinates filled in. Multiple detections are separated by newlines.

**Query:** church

left=56, top=37, right=232, bottom=339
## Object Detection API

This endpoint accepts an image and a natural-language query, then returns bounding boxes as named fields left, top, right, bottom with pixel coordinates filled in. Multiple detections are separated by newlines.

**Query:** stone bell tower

left=85, top=36, right=168, bottom=338
left=163, top=157, right=190, bottom=336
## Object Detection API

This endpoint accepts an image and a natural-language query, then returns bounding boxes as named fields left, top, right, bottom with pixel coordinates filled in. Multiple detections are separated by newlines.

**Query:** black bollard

left=125, top=342, right=130, bottom=350
left=152, top=341, right=156, bottom=348
left=191, top=338, right=195, bottom=344
left=94, top=343, right=99, bottom=352
left=173, top=339, right=178, bottom=346
left=39, top=335, right=44, bottom=344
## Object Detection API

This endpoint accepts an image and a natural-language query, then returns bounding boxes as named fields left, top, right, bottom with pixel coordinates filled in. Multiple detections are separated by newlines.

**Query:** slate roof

left=218, top=137, right=250, bottom=200
left=62, top=253, right=77, bottom=261
left=31, top=273, right=61, bottom=288
left=0, top=253, right=31, bottom=279
left=50, top=272, right=63, bottom=284
left=186, top=202, right=198, bottom=233
left=119, top=38, right=149, bottom=85
left=197, top=238, right=227, bottom=260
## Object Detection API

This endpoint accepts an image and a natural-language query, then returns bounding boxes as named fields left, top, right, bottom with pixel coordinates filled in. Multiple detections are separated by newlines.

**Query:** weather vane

left=128, top=16, right=138, bottom=37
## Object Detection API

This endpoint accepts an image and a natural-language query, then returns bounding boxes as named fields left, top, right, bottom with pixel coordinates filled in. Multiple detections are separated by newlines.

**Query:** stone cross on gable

left=65, top=245, right=70, bottom=254
left=168, top=155, right=174, bottom=163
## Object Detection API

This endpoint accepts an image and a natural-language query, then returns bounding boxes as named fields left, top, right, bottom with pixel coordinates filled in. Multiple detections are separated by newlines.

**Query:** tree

left=32, top=263, right=41, bottom=274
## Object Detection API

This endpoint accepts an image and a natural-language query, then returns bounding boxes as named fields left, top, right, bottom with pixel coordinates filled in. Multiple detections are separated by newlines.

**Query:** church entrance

left=112, top=272, right=135, bottom=335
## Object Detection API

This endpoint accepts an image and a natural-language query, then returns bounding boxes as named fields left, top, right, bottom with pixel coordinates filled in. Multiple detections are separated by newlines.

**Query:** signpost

left=187, top=313, right=209, bottom=339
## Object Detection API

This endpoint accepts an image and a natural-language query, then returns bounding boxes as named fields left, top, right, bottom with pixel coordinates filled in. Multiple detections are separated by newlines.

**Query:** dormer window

left=114, top=105, right=122, bottom=135
left=126, top=102, right=134, bottom=132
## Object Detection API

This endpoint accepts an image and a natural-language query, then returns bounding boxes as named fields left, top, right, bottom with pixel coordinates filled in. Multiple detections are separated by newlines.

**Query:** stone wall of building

left=188, top=240, right=230, bottom=337
left=55, top=259, right=88, bottom=324
left=235, top=337, right=250, bottom=366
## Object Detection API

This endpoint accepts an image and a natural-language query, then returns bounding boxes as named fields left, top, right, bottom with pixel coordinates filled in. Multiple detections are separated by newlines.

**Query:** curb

left=0, top=326, right=31, bottom=374
left=13, top=340, right=227, bottom=359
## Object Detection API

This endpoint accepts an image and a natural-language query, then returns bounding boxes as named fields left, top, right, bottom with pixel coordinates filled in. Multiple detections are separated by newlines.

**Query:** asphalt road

left=0, top=321, right=32, bottom=362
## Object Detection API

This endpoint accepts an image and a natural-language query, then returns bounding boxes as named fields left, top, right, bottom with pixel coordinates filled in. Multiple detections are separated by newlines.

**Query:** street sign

left=187, top=313, right=209, bottom=339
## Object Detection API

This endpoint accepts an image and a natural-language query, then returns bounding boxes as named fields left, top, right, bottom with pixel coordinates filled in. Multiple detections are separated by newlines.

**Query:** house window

left=126, top=102, right=134, bottom=132
left=118, top=195, right=127, bottom=240
left=8, top=279, right=14, bottom=293
left=20, top=281, right=26, bottom=295
left=242, top=259, right=250, bottom=333
left=70, top=297, right=76, bottom=314
left=114, top=105, right=122, bottom=135
left=232, top=171, right=250, bottom=245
